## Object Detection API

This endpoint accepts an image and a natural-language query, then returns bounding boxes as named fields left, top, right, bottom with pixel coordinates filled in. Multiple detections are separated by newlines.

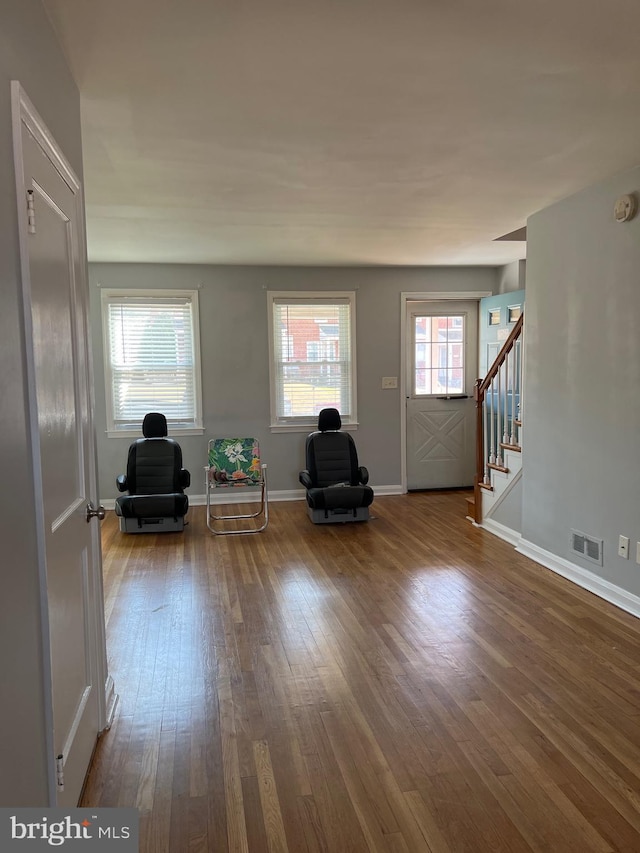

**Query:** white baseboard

left=371, top=484, right=403, bottom=496
left=102, top=484, right=403, bottom=511
left=517, top=539, right=640, bottom=620
left=482, top=518, right=522, bottom=547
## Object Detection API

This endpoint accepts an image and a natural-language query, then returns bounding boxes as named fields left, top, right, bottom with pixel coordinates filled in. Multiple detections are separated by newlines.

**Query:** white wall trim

left=517, top=539, right=640, bottom=620
left=401, top=291, right=494, bottom=301
left=482, top=518, right=522, bottom=547
left=102, top=483, right=404, bottom=510
left=372, top=484, right=404, bottom=496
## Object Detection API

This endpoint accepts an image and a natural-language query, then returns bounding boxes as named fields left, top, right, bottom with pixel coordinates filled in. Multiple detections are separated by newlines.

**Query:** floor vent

left=570, top=529, right=603, bottom=565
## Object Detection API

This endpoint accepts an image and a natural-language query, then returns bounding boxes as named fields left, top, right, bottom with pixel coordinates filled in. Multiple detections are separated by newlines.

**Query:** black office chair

left=114, top=412, right=191, bottom=533
left=299, top=408, right=374, bottom=523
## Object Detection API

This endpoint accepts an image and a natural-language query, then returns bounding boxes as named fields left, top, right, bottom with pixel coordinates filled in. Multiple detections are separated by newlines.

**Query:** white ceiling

left=43, top=0, right=640, bottom=266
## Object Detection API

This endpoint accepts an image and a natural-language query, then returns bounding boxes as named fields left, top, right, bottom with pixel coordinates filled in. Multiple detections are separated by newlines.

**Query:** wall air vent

left=570, top=529, right=603, bottom=566
left=571, top=531, right=586, bottom=553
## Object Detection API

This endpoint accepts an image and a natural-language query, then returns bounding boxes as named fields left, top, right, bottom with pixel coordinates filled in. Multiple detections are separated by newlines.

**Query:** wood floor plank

left=241, top=775, right=270, bottom=853
left=143, top=729, right=175, bottom=853
left=253, top=740, right=289, bottom=853
left=81, top=493, right=640, bottom=852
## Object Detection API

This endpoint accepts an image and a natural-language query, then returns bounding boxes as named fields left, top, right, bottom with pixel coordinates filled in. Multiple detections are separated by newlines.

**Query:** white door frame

left=400, top=291, right=492, bottom=494
left=11, top=81, right=115, bottom=804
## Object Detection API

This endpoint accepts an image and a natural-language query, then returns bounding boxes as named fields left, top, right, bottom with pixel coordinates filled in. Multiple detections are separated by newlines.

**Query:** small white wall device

left=613, top=193, right=637, bottom=223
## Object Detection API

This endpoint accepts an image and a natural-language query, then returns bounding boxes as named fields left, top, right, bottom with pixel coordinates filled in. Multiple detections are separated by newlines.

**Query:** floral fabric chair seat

left=206, top=438, right=268, bottom=533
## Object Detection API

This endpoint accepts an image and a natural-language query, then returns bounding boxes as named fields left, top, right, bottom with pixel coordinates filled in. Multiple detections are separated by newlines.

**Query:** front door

left=14, top=86, right=108, bottom=805
left=406, top=300, right=478, bottom=490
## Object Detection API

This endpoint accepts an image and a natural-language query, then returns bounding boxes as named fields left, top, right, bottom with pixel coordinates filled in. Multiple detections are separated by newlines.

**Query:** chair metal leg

left=206, top=470, right=269, bottom=535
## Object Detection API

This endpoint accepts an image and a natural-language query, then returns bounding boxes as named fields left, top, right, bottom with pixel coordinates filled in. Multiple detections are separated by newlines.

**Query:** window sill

left=270, top=422, right=359, bottom=434
left=106, top=427, right=205, bottom=439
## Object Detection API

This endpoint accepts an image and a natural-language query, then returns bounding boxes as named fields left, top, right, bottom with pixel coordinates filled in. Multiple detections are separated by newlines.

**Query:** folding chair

left=206, top=438, right=268, bottom=534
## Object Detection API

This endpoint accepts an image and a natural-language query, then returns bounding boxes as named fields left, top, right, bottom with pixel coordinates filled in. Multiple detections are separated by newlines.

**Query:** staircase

left=467, top=313, right=523, bottom=527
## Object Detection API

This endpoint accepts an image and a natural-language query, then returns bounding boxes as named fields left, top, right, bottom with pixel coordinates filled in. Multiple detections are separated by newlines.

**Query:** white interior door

left=406, top=300, right=478, bottom=490
left=14, top=87, right=109, bottom=806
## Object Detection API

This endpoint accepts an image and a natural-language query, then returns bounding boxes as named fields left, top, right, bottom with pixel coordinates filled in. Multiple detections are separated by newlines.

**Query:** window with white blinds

left=101, top=289, right=203, bottom=434
left=268, top=292, right=357, bottom=429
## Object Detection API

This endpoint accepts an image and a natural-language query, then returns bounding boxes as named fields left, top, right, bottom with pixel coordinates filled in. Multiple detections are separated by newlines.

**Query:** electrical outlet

left=618, top=535, right=629, bottom=559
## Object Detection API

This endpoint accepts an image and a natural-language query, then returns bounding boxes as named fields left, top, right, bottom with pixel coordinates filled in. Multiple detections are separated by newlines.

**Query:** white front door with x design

left=406, top=300, right=478, bottom=490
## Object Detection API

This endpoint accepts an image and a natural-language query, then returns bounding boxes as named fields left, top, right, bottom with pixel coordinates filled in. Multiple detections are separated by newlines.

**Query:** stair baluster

left=482, top=390, right=491, bottom=486
left=503, top=356, right=510, bottom=446
left=496, top=364, right=503, bottom=468
left=492, top=382, right=496, bottom=465
left=509, top=343, right=518, bottom=446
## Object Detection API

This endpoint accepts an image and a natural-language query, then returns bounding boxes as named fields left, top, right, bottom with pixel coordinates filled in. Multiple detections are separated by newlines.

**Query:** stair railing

left=472, top=313, right=523, bottom=523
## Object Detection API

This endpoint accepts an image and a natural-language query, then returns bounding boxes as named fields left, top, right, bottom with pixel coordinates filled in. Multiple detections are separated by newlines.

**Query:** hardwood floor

left=82, top=492, right=640, bottom=852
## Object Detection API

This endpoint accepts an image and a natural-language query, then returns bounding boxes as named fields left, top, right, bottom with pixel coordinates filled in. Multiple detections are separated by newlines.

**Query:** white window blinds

left=269, top=293, right=356, bottom=426
left=102, top=290, right=202, bottom=431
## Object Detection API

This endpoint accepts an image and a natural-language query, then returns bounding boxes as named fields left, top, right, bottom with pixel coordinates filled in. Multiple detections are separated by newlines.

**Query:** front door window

left=413, top=314, right=465, bottom=396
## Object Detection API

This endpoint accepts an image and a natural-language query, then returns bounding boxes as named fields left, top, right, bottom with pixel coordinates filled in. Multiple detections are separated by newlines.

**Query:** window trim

left=410, top=310, right=467, bottom=398
left=267, top=291, right=358, bottom=432
left=508, top=304, right=522, bottom=323
left=101, top=288, right=204, bottom=438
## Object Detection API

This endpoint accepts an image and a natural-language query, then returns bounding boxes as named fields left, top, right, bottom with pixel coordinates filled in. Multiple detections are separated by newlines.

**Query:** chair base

left=308, top=506, right=370, bottom=524
left=206, top=482, right=269, bottom=535
left=207, top=516, right=269, bottom=535
left=118, top=516, right=185, bottom=534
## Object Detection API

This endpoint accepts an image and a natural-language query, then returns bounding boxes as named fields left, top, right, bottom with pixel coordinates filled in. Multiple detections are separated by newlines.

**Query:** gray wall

left=523, top=165, right=640, bottom=597
left=89, top=264, right=498, bottom=500
left=491, top=476, right=523, bottom=534
left=497, top=259, right=526, bottom=294
left=0, top=3, right=84, bottom=804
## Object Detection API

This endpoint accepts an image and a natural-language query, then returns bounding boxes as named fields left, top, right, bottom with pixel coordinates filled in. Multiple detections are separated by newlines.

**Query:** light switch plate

left=381, top=376, right=398, bottom=389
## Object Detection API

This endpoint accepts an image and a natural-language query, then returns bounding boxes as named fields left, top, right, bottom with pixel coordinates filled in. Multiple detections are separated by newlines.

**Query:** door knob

left=86, top=501, right=106, bottom=522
